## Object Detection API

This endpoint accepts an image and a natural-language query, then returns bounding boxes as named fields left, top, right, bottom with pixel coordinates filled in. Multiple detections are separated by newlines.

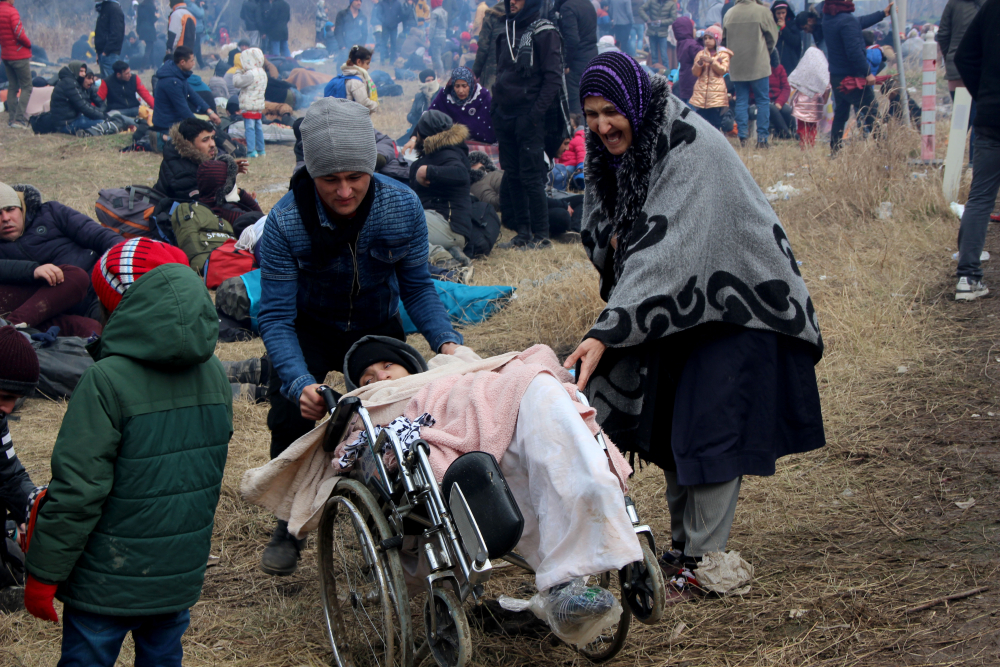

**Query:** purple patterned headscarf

left=579, top=52, right=651, bottom=138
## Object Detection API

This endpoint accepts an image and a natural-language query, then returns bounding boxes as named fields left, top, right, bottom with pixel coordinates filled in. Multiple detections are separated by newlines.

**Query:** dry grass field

left=1, top=79, right=998, bottom=666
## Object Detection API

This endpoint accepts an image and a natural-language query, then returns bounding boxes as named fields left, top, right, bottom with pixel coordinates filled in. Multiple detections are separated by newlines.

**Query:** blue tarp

left=398, top=280, right=514, bottom=334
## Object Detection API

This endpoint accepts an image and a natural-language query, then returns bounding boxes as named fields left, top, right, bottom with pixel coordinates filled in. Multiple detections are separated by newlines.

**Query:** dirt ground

left=0, top=83, right=998, bottom=667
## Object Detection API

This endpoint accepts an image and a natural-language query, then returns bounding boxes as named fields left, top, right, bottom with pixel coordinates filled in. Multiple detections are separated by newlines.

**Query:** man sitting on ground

left=409, top=110, right=474, bottom=267
left=48, top=62, right=108, bottom=136
left=97, top=60, right=155, bottom=125
left=0, top=182, right=120, bottom=324
left=152, top=46, right=220, bottom=139
left=154, top=118, right=247, bottom=201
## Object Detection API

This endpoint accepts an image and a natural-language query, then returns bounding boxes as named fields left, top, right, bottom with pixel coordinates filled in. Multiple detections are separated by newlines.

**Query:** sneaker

left=260, top=519, right=307, bottom=576
left=955, top=277, right=989, bottom=301
left=247, top=151, right=258, bottom=158
left=545, top=579, right=616, bottom=628
left=8, top=122, right=28, bottom=130
left=552, top=231, right=582, bottom=244
left=497, top=238, right=531, bottom=251
left=258, top=151, right=267, bottom=157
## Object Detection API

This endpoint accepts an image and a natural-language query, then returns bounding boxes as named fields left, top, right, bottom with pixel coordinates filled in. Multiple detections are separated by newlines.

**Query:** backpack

left=467, top=200, right=502, bottom=257
left=170, top=202, right=235, bottom=274
left=324, top=74, right=362, bottom=99
left=549, top=163, right=575, bottom=191
left=216, top=269, right=262, bottom=333
left=203, top=238, right=256, bottom=289
left=95, top=186, right=164, bottom=238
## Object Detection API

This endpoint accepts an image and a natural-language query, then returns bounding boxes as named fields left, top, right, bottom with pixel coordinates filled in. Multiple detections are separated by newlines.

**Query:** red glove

left=24, top=575, right=59, bottom=623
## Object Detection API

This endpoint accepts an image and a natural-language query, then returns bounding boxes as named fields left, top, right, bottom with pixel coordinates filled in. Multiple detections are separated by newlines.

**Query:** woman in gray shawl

left=564, top=52, right=825, bottom=598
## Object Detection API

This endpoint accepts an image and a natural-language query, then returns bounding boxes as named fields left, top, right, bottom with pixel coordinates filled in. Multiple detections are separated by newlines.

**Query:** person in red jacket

left=96, top=60, right=155, bottom=124
left=750, top=62, right=795, bottom=139
left=556, top=114, right=587, bottom=166
left=0, top=0, right=32, bottom=129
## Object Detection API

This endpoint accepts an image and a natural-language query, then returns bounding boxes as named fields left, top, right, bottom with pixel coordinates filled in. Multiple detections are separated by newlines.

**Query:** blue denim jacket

left=258, top=174, right=463, bottom=402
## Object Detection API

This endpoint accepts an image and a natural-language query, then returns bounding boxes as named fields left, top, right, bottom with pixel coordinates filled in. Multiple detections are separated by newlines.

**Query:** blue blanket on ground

left=398, top=280, right=514, bottom=334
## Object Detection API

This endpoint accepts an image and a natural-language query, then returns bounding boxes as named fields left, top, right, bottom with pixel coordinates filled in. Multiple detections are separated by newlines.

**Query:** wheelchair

left=313, top=385, right=666, bottom=667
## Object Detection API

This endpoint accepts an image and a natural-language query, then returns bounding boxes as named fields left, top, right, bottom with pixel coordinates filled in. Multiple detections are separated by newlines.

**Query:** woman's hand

left=564, top=338, right=607, bottom=391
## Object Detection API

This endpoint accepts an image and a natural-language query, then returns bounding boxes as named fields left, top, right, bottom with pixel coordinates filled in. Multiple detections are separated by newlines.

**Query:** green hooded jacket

left=26, top=263, right=233, bottom=616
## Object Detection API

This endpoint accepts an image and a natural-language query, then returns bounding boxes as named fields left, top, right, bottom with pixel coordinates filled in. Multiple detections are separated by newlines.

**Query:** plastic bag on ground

left=695, top=551, right=754, bottom=595
left=498, top=577, right=622, bottom=646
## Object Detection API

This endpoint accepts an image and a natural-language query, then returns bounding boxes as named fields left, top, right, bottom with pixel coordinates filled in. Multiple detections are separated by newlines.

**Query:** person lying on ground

left=241, top=335, right=643, bottom=639
left=23, top=238, right=233, bottom=666
left=96, top=60, right=155, bottom=127
left=0, top=182, right=119, bottom=325
left=155, top=118, right=248, bottom=201
left=48, top=62, right=109, bottom=136
left=151, top=45, right=220, bottom=136
left=0, top=325, right=39, bottom=612
left=256, top=98, right=462, bottom=576
left=196, top=154, right=263, bottom=225
left=409, top=110, right=474, bottom=267
left=428, top=65, right=496, bottom=144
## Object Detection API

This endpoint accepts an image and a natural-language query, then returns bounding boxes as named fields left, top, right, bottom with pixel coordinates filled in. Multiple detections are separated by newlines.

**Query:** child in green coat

left=23, top=238, right=233, bottom=667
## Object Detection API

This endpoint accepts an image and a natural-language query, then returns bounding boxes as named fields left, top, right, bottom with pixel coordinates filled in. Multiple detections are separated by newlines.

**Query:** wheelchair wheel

left=623, top=541, right=666, bottom=625
left=575, top=570, right=631, bottom=664
left=424, top=586, right=471, bottom=667
left=317, top=479, right=412, bottom=667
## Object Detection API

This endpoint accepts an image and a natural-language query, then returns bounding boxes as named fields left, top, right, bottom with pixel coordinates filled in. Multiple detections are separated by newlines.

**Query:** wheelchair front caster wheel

left=576, top=570, right=631, bottom=663
left=624, top=540, right=666, bottom=625
left=424, top=587, right=471, bottom=667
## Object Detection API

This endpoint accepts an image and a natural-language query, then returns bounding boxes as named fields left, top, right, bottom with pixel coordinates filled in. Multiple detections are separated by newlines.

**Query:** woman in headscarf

left=428, top=65, right=496, bottom=144
left=564, top=52, right=825, bottom=598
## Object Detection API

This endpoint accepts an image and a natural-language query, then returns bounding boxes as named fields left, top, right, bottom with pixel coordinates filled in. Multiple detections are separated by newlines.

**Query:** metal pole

left=920, top=37, right=937, bottom=161
left=889, top=3, right=910, bottom=126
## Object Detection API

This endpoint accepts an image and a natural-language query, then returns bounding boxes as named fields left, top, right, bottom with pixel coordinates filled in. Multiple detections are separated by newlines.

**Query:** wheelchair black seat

left=441, top=452, right=524, bottom=560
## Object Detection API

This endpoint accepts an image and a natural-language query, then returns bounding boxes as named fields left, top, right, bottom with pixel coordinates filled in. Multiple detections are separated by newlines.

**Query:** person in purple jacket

left=672, top=16, right=701, bottom=104
left=428, top=66, right=497, bottom=144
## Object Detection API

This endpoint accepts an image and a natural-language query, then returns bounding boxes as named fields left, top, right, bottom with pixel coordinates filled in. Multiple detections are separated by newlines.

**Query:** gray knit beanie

left=0, top=183, right=21, bottom=212
left=301, top=98, right=377, bottom=177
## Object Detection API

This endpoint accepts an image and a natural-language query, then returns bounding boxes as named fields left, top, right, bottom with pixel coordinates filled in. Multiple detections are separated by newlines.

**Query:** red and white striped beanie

left=92, top=238, right=190, bottom=314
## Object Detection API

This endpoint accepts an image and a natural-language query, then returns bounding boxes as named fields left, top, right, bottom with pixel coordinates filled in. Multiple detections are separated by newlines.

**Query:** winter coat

left=265, top=0, right=291, bottom=42
left=431, top=6, right=448, bottom=40
left=233, top=47, right=268, bottom=113
left=469, top=168, right=503, bottom=208
left=639, top=0, right=678, bottom=38
left=773, top=3, right=802, bottom=74
left=0, top=1, right=31, bottom=61
left=98, top=74, right=155, bottom=110
left=822, top=7, right=885, bottom=77
left=382, top=0, right=406, bottom=29
left=95, top=1, right=126, bottom=55
left=0, top=414, right=34, bottom=526
left=335, top=7, right=369, bottom=51
left=137, top=0, right=158, bottom=42
left=167, top=3, right=197, bottom=52
left=472, top=4, right=504, bottom=88
left=341, top=64, right=379, bottom=114
left=674, top=17, right=701, bottom=100
left=241, top=0, right=261, bottom=31
left=408, top=80, right=439, bottom=125
left=25, top=263, right=232, bottom=616
left=609, top=0, right=633, bottom=25
left=491, top=2, right=565, bottom=122
left=209, top=75, right=230, bottom=99
left=154, top=125, right=214, bottom=201
left=151, top=60, right=210, bottom=131
left=556, top=0, right=599, bottom=71
left=955, top=0, right=999, bottom=132
left=556, top=126, right=586, bottom=165
left=689, top=47, right=732, bottom=109
left=409, top=123, right=475, bottom=252
left=723, top=0, right=778, bottom=81
left=937, top=0, right=985, bottom=81
left=0, top=185, right=121, bottom=275
left=429, top=83, right=496, bottom=143
left=50, top=62, right=106, bottom=123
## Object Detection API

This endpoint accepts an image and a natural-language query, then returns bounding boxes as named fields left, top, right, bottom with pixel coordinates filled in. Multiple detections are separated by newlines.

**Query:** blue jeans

left=734, top=76, right=770, bottom=141
left=58, top=607, right=190, bottom=667
left=97, top=53, right=120, bottom=80
left=695, top=106, right=724, bottom=130
left=244, top=117, right=265, bottom=153
left=648, top=35, right=669, bottom=67
left=957, top=131, right=1000, bottom=281
left=630, top=23, right=645, bottom=55
left=59, top=114, right=104, bottom=135
left=269, top=40, right=291, bottom=57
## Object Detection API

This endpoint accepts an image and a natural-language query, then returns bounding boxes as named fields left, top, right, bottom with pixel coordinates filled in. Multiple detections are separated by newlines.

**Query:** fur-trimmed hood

left=420, top=123, right=470, bottom=155
left=8, top=184, right=43, bottom=225
left=168, top=124, right=213, bottom=166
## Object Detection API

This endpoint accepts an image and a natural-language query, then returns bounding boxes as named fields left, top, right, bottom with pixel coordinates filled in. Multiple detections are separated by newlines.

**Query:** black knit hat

left=0, top=326, right=40, bottom=396
left=344, top=335, right=429, bottom=391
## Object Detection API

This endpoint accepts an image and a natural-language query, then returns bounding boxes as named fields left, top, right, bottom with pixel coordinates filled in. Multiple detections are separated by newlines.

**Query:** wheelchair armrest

left=442, top=452, right=523, bottom=560
left=322, top=395, right=362, bottom=453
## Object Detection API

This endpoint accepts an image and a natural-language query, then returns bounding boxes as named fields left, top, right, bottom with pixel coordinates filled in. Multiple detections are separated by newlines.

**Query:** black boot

left=260, top=520, right=306, bottom=576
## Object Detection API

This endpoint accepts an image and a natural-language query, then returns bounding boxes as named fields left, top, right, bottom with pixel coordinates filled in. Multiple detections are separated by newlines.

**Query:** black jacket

left=491, top=1, right=564, bottom=121
left=409, top=124, right=474, bottom=255
left=0, top=415, right=34, bottom=525
left=50, top=63, right=106, bottom=123
left=95, top=0, right=126, bottom=55
left=955, top=0, right=1000, bottom=131
left=557, top=0, right=598, bottom=71
left=381, top=0, right=405, bottom=29
left=773, top=4, right=803, bottom=74
left=240, top=0, right=260, bottom=31
left=137, top=0, right=158, bottom=40
left=0, top=259, right=38, bottom=285
left=265, top=0, right=291, bottom=41
left=154, top=125, right=214, bottom=201
left=0, top=185, right=121, bottom=275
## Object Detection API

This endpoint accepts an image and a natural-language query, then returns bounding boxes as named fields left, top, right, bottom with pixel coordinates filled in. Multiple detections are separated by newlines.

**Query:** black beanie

left=0, top=326, right=40, bottom=396
left=347, top=340, right=420, bottom=389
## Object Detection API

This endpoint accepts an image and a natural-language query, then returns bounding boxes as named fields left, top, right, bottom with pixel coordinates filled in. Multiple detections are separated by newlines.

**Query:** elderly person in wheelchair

left=242, top=336, right=665, bottom=666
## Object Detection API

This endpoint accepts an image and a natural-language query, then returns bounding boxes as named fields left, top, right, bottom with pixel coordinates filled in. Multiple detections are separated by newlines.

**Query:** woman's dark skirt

left=593, top=322, right=825, bottom=486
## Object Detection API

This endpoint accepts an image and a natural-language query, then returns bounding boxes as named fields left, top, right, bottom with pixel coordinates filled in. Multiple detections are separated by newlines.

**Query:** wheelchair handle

left=316, top=385, right=338, bottom=416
